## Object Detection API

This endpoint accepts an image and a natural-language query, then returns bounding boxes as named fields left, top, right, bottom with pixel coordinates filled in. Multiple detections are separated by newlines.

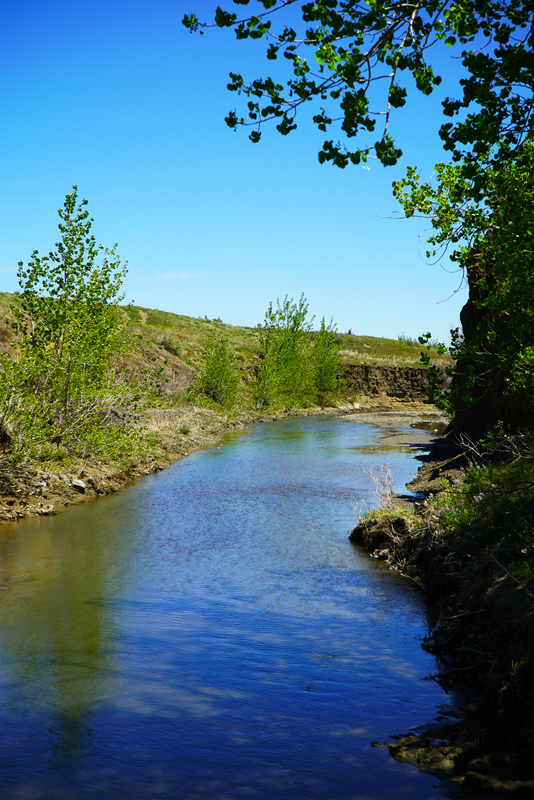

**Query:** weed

left=397, top=333, right=418, bottom=345
left=354, top=462, right=399, bottom=522
left=194, top=332, right=241, bottom=410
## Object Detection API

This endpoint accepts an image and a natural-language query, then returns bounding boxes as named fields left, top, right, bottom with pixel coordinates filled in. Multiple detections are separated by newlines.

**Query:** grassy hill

left=1, top=291, right=450, bottom=410
left=124, top=303, right=438, bottom=382
left=1, top=290, right=444, bottom=371
left=1, top=292, right=451, bottom=403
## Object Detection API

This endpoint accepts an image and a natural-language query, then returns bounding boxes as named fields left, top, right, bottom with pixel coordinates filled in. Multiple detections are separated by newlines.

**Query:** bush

left=253, top=294, right=314, bottom=410
left=426, top=457, right=534, bottom=551
left=312, top=317, right=341, bottom=406
left=254, top=296, right=342, bottom=410
left=195, top=332, right=241, bottom=410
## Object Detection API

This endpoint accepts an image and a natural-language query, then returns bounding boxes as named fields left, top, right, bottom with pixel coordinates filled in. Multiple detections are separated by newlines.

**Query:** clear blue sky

left=1, top=0, right=470, bottom=340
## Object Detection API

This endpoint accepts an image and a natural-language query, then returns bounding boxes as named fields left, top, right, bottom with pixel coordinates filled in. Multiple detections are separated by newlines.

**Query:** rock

left=38, top=505, right=56, bottom=516
left=72, top=479, right=86, bottom=493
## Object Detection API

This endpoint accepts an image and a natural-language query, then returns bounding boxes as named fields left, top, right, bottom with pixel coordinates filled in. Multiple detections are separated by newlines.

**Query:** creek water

left=0, top=414, right=452, bottom=800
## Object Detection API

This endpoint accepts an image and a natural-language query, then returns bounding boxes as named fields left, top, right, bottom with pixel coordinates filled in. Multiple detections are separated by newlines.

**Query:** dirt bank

left=350, top=442, right=534, bottom=797
left=343, top=363, right=434, bottom=400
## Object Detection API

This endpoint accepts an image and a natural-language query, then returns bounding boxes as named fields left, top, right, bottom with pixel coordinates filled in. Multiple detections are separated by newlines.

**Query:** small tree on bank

left=312, top=318, right=342, bottom=407
left=0, top=186, right=135, bottom=462
left=254, top=294, right=313, bottom=410
left=253, top=295, right=341, bottom=410
left=195, top=331, right=241, bottom=410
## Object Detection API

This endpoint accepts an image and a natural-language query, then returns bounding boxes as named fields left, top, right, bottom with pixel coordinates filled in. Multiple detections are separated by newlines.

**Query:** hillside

left=121, top=302, right=446, bottom=400
left=0, top=291, right=446, bottom=378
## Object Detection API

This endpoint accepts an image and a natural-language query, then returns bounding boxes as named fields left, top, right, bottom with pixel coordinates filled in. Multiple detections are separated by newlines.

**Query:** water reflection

left=0, top=415, right=450, bottom=799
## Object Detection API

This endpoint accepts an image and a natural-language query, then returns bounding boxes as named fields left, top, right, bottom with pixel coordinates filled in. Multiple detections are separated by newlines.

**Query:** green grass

left=1, top=293, right=445, bottom=369
left=128, top=306, right=261, bottom=368
left=125, top=305, right=449, bottom=369
left=338, top=333, right=448, bottom=367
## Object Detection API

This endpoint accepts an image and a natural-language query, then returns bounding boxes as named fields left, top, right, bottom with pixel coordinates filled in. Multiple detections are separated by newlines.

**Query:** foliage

left=194, top=331, right=241, bottom=409
left=254, top=294, right=314, bottom=409
left=425, top=455, right=534, bottom=581
left=184, top=1, right=534, bottom=179
left=0, top=187, right=136, bottom=463
left=395, top=141, right=534, bottom=416
left=312, top=317, right=341, bottom=405
left=418, top=331, right=450, bottom=405
left=253, top=295, right=343, bottom=409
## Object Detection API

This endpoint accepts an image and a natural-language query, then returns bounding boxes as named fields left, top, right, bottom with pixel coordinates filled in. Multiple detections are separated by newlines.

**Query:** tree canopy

left=184, top=1, right=534, bottom=184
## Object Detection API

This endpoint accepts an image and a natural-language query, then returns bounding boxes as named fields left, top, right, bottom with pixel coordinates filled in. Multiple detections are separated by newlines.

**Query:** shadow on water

left=0, top=415, right=452, bottom=799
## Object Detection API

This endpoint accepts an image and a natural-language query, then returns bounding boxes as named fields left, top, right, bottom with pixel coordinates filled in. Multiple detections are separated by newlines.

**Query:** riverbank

left=0, top=395, right=440, bottom=525
left=350, top=438, right=534, bottom=797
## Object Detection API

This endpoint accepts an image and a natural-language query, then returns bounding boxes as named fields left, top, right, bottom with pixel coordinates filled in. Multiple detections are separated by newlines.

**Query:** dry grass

left=354, top=462, right=403, bottom=522
left=0, top=293, right=448, bottom=373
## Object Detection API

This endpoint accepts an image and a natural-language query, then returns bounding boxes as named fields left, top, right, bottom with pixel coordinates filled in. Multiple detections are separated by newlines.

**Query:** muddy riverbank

left=0, top=397, right=439, bottom=525
left=350, top=437, right=534, bottom=797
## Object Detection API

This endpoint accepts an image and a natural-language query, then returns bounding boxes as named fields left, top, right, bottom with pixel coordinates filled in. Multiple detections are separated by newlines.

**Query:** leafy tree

left=395, top=141, right=534, bottom=427
left=195, top=331, right=241, bottom=409
left=253, top=294, right=342, bottom=409
left=0, top=187, right=134, bottom=461
left=184, top=1, right=534, bottom=182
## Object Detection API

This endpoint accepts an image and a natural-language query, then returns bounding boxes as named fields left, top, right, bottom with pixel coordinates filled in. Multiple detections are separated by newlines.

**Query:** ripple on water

left=0, top=414, right=450, bottom=800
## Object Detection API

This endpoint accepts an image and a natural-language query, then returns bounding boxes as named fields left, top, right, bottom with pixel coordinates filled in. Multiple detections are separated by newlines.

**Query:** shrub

left=312, top=317, right=341, bottom=406
left=195, top=332, right=240, bottom=409
left=253, top=294, right=313, bottom=410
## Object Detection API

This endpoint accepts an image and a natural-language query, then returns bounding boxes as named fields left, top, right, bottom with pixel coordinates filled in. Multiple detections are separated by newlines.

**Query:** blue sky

left=1, top=1, right=470, bottom=340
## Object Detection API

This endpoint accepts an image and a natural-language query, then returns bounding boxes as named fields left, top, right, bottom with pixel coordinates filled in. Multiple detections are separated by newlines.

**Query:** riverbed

left=0, top=413, right=452, bottom=799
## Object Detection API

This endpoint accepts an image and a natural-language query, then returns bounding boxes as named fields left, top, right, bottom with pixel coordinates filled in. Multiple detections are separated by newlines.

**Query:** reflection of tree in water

left=48, top=705, right=96, bottom=771
left=0, top=504, right=136, bottom=771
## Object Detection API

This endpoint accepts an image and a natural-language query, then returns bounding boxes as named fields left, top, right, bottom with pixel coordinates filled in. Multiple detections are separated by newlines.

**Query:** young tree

left=254, top=294, right=314, bottom=409
left=312, top=318, right=341, bottom=407
left=195, top=331, right=241, bottom=410
left=1, top=186, right=132, bottom=460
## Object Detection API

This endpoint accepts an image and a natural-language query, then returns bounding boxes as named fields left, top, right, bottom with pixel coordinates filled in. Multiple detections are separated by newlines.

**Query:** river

left=0, top=414, right=452, bottom=799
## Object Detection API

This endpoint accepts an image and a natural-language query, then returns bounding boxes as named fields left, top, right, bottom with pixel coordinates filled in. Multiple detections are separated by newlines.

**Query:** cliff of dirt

left=342, top=364, right=432, bottom=400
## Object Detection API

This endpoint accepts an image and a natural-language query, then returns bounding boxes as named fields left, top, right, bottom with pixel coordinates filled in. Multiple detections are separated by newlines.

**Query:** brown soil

left=343, top=362, right=436, bottom=400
